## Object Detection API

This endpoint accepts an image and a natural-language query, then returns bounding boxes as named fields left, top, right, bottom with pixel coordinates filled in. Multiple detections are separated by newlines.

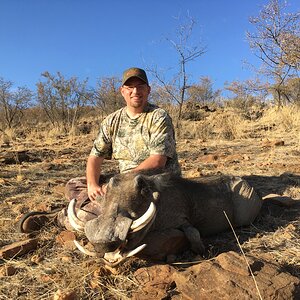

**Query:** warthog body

left=78, top=171, right=262, bottom=263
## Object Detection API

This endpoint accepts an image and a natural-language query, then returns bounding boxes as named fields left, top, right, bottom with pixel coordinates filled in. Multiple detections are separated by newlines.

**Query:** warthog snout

left=67, top=198, right=157, bottom=266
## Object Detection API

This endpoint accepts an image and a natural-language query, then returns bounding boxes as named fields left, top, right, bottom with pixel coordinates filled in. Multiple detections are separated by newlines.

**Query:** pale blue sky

left=0, top=0, right=299, bottom=92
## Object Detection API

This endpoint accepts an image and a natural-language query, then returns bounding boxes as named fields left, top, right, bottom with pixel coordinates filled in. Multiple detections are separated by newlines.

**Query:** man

left=20, top=67, right=181, bottom=233
left=87, top=67, right=181, bottom=200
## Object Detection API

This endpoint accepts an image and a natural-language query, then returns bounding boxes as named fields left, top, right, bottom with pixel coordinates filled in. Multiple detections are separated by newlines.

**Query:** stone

left=55, top=231, right=76, bottom=250
left=132, top=251, right=300, bottom=300
left=53, top=289, right=77, bottom=300
left=133, top=264, right=176, bottom=300
left=0, top=265, right=18, bottom=277
left=0, top=238, right=38, bottom=259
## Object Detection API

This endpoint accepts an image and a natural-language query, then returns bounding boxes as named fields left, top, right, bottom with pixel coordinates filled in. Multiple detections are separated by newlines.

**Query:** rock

left=0, top=238, right=38, bottom=259
left=53, top=289, right=77, bottom=300
left=30, top=254, right=44, bottom=264
left=132, top=251, right=300, bottom=300
left=185, top=169, right=201, bottom=178
left=55, top=231, right=76, bottom=250
left=0, top=150, right=43, bottom=164
left=262, top=139, right=284, bottom=148
left=133, top=265, right=176, bottom=300
left=77, top=121, right=92, bottom=134
left=274, top=140, right=284, bottom=146
left=200, top=154, right=219, bottom=163
left=0, top=265, right=18, bottom=277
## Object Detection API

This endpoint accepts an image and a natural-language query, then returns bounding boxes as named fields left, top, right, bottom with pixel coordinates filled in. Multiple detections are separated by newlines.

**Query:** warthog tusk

left=74, top=239, right=146, bottom=265
left=74, top=240, right=97, bottom=257
left=67, top=199, right=85, bottom=232
left=130, top=202, right=156, bottom=233
left=124, top=243, right=147, bottom=258
left=103, top=244, right=147, bottom=266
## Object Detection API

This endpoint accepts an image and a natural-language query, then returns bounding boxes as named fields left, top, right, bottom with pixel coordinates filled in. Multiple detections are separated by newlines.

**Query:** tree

left=224, top=79, right=268, bottom=112
left=269, top=76, right=300, bottom=105
left=0, top=77, right=32, bottom=130
left=93, top=77, right=123, bottom=116
left=247, top=0, right=300, bottom=106
left=285, top=77, right=300, bottom=104
left=37, top=72, right=90, bottom=132
left=147, top=14, right=206, bottom=127
left=187, top=77, right=221, bottom=106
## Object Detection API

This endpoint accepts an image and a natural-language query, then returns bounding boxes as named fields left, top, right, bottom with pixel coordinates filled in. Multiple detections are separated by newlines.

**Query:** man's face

left=120, top=77, right=151, bottom=112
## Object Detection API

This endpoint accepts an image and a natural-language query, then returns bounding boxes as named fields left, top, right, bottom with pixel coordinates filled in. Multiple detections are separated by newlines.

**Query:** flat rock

left=0, top=238, right=39, bottom=259
left=55, top=230, right=76, bottom=250
left=132, top=251, right=300, bottom=300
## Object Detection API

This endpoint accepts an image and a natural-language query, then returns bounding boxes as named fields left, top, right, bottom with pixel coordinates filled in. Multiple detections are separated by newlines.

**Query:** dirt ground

left=0, top=109, right=300, bottom=299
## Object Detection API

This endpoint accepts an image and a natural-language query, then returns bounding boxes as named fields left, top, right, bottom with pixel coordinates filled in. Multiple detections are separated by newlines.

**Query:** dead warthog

left=68, top=171, right=262, bottom=266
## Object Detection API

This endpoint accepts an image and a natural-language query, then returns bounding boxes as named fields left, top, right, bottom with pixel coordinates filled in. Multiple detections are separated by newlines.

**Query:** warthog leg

left=181, top=224, right=205, bottom=254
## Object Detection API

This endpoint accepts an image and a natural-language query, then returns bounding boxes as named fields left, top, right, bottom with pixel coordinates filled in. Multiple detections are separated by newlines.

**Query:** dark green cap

left=122, top=67, right=149, bottom=85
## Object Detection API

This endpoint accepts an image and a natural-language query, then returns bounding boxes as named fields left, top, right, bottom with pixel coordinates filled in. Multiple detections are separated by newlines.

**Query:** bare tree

left=147, top=14, right=206, bottom=128
left=224, top=79, right=269, bottom=111
left=150, top=83, right=175, bottom=104
left=187, top=77, right=221, bottom=106
left=285, top=77, right=300, bottom=104
left=0, top=77, right=32, bottom=130
left=93, top=77, right=123, bottom=116
left=247, top=0, right=300, bottom=106
left=37, top=72, right=90, bottom=132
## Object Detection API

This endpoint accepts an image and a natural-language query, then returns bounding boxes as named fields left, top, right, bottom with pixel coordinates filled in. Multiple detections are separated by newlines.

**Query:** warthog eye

left=128, top=210, right=137, bottom=218
left=141, top=187, right=150, bottom=198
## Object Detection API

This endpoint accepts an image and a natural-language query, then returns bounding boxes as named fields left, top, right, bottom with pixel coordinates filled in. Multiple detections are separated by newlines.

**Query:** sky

left=0, top=0, right=299, bottom=94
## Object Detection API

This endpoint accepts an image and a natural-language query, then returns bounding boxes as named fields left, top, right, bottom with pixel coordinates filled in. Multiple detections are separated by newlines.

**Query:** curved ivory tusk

left=74, top=240, right=97, bottom=257
left=130, top=202, right=156, bottom=233
left=124, top=243, right=146, bottom=258
left=67, top=199, right=85, bottom=232
left=103, top=243, right=147, bottom=266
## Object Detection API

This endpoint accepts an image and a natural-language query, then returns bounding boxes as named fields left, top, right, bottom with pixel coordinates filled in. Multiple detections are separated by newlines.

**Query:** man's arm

left=133, top=154, right=167, bottom=171
left=86, top=155, right=106, bottom=200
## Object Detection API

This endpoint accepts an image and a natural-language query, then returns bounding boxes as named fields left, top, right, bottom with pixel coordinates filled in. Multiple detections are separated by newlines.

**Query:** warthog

left=68, top=171, right=262, bottom=266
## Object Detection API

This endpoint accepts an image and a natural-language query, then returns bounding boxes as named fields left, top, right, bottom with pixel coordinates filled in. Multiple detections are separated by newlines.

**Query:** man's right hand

left=88, top=183, right=107, bottom=201
left=86, top=155, right=106, bottom=201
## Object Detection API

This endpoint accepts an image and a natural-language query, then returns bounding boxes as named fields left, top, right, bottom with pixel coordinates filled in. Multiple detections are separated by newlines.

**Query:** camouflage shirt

left=90, top=103, right=181, bottom=174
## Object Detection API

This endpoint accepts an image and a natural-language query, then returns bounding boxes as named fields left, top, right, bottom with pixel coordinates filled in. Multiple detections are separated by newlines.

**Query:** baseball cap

left=122, top=67, right=149, bottom=85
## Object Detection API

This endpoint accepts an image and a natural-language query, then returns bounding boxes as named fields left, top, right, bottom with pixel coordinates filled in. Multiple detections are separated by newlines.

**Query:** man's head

left=120, top=67, right=151, bottom=115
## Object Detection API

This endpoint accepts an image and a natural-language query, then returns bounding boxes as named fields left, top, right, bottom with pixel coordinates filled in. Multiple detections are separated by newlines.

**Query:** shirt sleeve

left=148, top=110, right=177, bottom=158
left=89, top=117, right=113, bottom=159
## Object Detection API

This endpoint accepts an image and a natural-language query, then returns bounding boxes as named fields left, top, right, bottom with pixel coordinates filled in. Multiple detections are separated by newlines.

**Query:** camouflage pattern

left=90, top=103, right=181, bottom=174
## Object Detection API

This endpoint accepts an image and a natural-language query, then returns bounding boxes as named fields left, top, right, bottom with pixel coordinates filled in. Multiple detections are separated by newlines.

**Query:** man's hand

left=86, top=155, right=106, bottom=201
left=88, top=183, right=107, bottom=201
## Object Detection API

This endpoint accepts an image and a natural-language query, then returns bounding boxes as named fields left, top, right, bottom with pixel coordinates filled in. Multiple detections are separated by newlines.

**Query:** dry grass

left=0, top=105, right=300, bottom=299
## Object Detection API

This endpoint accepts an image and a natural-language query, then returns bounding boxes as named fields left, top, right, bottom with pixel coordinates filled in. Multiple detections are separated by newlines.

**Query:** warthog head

left=67, top=172, right=161, bottom=266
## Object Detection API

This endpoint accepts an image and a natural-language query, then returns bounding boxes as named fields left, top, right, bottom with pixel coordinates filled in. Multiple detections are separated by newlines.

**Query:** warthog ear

left=133, top=174, right=146, bottom=191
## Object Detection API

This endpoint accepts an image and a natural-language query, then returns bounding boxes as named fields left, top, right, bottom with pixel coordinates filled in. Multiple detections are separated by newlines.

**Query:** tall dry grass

left=177, top=104, right=300, bottom=142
